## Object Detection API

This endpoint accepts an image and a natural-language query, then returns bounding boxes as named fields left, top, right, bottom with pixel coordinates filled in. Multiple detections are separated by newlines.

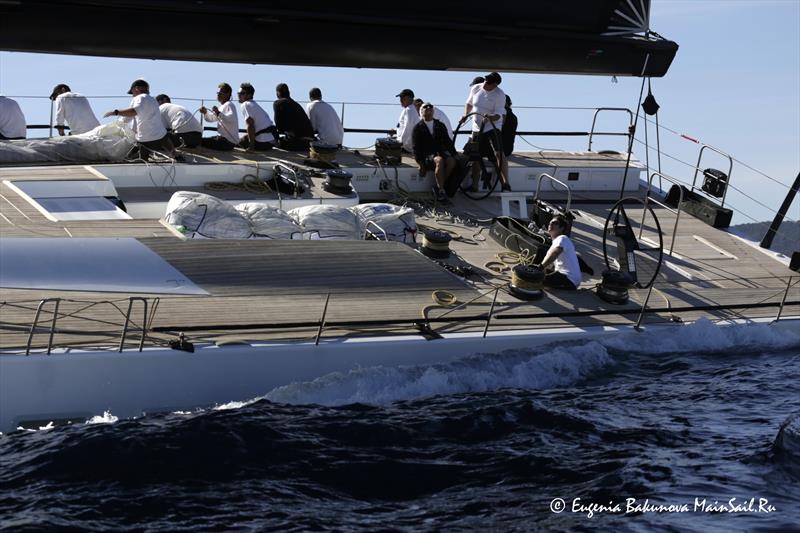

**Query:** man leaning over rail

left=50, top=84, right=99, bottom=136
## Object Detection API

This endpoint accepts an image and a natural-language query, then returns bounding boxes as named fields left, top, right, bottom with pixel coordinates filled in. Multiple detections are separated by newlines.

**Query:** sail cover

left=0, top=0, right=677, bottom=77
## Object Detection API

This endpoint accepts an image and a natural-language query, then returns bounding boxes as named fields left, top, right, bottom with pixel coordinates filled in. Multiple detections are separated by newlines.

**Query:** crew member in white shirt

left=237, top=83, right=276, bottom=151
left=306, top=87, right=344, bottom=146
left=462, top=72, right=510, bottom=191
left=0, top=95, right=26, bottom=140
left=413, top=97, right=453, bottom=139
left=103, top=79, right=177, bottom=161
left=49, top=84, right=99, bottom=136
left=537, top=214, right=582, bottom=290
left=389, top=88, right=419, bottom=153
left=155, top=94, right=202, bottom=148
left=199, top=82, right=239, bottom=151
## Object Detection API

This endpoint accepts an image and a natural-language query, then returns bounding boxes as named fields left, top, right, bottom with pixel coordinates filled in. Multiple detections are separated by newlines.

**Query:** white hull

left=2, top=317, right=797, bottom=433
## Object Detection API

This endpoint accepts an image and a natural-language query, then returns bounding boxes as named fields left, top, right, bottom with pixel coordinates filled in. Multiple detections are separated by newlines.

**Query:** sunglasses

left=421, top=104, right=433, bottom=109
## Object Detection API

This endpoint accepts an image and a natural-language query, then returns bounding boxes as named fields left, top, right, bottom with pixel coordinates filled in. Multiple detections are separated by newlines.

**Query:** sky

left=0, top=0, right=798, bottom=225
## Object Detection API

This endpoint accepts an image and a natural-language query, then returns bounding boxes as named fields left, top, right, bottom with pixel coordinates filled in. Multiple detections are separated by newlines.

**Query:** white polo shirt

left=240, top=100, right=275, bottom=143
left=306, top=99, right=344, bottom=146
left=54, top=92, right=99, bottom=135
left=203, top=100, right=239, bottom=145
left=466, top=84, right=506, bottom=132
left=159, top=103, right=202, bottom=134
left=396, top=104, right=420, bottom=152
left=418, top=107, right=453, bottom=139
left=129, top=93, right=167, bottom=142
left=0, top=96, right=26, bottom=139
left=551, top=234, right=582, bottom=288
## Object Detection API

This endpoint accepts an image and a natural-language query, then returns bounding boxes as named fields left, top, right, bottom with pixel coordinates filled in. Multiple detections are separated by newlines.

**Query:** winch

left=322, top=169, right=354, bottom=195
left=375, top=137, right=402, bottom=165
left=509, top=264, right=545, bottom=300
left=420, top=230, right=452, bottom=258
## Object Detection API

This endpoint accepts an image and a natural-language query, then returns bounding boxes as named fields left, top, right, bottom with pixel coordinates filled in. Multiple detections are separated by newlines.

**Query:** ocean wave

left=600, top=318, right=800, bottom=355
left=265, top=341, right=613, bottom=406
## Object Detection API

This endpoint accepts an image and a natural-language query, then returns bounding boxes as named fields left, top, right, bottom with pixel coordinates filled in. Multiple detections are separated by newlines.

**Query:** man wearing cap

left=462, top=72, right=510, bottom=191
left=412, top=103, right=456, bottom=204
left=238, top=83, right=276, bottom=151
left=0, top=95, right=26, bottom=140
left=155, top=94, right=202, bottom=148
left=413, top=98, right=453, bottom=139
left=199, top=82, right=240, bottom=151
left=103, top=79, right=176, bottom=160
left=389, top=89, right=419, bottom=153
left=306, top=87, right=343, bottom=147
left=273, top=83, right=314, bottom=151
left=50, top=84, right=99, bottom=136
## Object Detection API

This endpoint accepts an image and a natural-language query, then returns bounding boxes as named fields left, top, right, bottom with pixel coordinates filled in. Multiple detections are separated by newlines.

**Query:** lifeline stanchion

left=483, top=286, right=500, bottom=338
left=315, top=293, right=331, bottom=346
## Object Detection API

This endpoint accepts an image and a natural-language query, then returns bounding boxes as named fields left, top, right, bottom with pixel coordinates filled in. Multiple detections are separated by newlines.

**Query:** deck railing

left=6, top=275, right=797, bottom=355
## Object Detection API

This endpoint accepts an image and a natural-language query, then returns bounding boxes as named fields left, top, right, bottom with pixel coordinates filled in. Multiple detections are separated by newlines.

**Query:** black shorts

left=543, top=271, right=577, bottom=290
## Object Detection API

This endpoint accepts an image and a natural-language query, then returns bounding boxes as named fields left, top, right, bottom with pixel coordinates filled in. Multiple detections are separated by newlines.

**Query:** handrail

left=691, top=144, right=734, bottom=208
left=534, top=172, right=573, bottom=213
left=588, top=107, right=633, bottom=151
left=364, top=220, right=389, bottom=241
left=118, top=297, right=148, bottom=352
left=642, top=171, right=684, bottom=256
left=25, top=298, right=60, bottom=355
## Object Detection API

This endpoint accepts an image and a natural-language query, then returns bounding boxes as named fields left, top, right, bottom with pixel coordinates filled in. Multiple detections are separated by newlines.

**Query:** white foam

left=600, top=318, right=800, bottom=355
left=266, top=341, right=613, bottom=406
left=213, top=399, right=257, bottom=411
left=85, top=411, right=119, bottom=425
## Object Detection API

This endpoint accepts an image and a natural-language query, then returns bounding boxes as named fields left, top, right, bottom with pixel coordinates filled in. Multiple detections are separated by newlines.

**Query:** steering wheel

left=454, top=112, right=503, bottom=201
left=601, top=197, right=664, bottom=289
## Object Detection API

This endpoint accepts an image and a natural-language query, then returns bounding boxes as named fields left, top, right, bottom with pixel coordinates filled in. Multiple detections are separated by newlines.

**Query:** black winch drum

left=420, top=230, right=452, bottom=259
left=509, top=264, right=545, bottom=300
left=597, top=269, right=634, bottom=304
left=375, top=137, right=402, bottom=165
left=323, top=169, right=353, bottom=195
left=309, top=141, right=338, bottom=163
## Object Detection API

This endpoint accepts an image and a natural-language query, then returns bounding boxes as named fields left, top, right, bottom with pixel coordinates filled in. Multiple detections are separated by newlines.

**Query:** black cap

left=470, top=76, right=485, bottom=86
left=49, top=83, right=70, bottom=100
left=127, top=79, right=149, bottom=95
left=396, top=89, right=414, bottom=98
left=485, top=72, right=502, bottom=85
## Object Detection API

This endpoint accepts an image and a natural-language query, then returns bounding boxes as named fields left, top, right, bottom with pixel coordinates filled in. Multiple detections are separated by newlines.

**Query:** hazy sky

left=0, top=0, right=797, bottom=223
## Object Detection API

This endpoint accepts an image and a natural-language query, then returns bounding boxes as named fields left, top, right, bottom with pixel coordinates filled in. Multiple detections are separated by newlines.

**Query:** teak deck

left=1, top=158, right=797, bottom=352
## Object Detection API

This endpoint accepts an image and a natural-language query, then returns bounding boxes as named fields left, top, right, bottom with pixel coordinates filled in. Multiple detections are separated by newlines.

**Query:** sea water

left=1, top=319, right=798, bottom=531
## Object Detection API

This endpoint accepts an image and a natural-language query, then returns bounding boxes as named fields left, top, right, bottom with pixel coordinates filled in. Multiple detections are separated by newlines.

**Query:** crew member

left=199, top=82, right=239, bottom=151
left=500, top=94, right=518, bottom=186
left=273, top=83, right=314, bottom=150
left=462, top=72, right=509, bottom=191
left=412, top=103, right=456, bottom=204
left=0, top=95, right=26, bottom=140
left=413, top=97, right=453, bottom=139
left=50, top=84, right=99, bottom=135
left=389, top=88, right=419, bottom=153
left=103, top=79, right=176, bottom=160
left=306, top=87, right=344, bottom=146
left=538, top=214, right=582, bottom=290
left=155, top=94, right=202, bottom=148
left=238, top=83, right=276, bottom=151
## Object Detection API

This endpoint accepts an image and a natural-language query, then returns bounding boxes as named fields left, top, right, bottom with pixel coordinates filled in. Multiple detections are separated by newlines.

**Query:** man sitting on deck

left=412, top=103, right=456, bottom=204
left=537, top=214, right=582, bottom=290
left=237, top=83, right=276, bottom=152
left=199, top=82, right=240, bottom=151
left=273, top=83, right=314, bottom=151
